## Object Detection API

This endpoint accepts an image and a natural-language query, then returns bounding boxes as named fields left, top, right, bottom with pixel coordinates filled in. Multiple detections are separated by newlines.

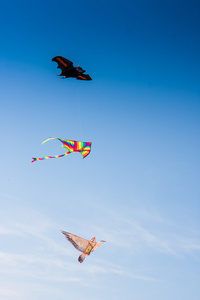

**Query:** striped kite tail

left=31, top=152, right=70, bottom=163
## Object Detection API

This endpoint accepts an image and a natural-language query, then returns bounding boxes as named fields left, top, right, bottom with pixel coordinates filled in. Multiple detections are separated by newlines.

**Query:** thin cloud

left=90, top=209, right=200, bottom=256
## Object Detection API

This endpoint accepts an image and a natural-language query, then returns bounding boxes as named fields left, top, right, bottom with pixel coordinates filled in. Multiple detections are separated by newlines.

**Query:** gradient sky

left=0, top=1, right=200, bottom=299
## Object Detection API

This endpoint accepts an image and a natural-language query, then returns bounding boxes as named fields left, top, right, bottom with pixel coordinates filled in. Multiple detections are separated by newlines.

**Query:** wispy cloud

left=0, top=226, right=26, bottom=237
left=178, top=238, right=200, bottom=252
left=0, top=196, right=200, bottom=300
left=0, top=205, right=159, bottom=289
left=85, top=208, right=200, bottom=257
left=0, top=288, right=24, bottom=299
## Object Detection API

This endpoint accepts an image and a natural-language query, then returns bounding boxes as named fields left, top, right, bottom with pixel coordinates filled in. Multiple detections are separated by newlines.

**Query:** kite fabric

left=31, top=137, right=92, bottom=163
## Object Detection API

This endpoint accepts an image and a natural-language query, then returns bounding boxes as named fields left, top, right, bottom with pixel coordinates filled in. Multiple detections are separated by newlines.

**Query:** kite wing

left=61, top=231, right=89, bottom=253
left=52, top=56, right=74, bottom=72
left=56, top=138, right=92, bottom=158
left=76, top=74, right=92, bottom=80
left=92, top=241, right=106, bottom=252
left=79, top=150, right=90, bottom=158
left=55, top=138, right=92, bottom=158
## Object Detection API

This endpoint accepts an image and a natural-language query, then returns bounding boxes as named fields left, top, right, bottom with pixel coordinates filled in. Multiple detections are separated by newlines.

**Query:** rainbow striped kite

left=31, top=137, right=92, bottom=163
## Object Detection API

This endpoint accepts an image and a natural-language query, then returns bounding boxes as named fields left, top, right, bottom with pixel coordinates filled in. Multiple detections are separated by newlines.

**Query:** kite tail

left=42, top=137, right=58, bottom=144
left=78, top=253, right=87, bottom=263
left=31, top=152, right=70, bottom=163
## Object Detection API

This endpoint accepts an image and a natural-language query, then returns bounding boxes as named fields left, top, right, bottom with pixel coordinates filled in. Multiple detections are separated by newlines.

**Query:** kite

left=31, top=137, right=92, bottom=163
left=61, top=231, right=106, bottom=263
left=52, top=56, right=92, bottom=80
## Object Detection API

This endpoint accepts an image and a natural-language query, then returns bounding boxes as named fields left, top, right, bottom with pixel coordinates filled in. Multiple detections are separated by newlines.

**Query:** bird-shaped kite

left=61, top=231, right=106, bottom=263
left=31, top=137, right=92, bottom=163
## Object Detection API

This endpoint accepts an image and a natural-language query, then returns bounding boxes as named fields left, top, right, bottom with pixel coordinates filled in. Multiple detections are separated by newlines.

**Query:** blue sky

left=0, top=1, right=200, bottom=299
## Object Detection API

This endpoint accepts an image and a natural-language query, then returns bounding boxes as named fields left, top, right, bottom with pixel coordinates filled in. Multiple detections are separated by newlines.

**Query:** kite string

left=77, top=87, right=82, bottom=137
